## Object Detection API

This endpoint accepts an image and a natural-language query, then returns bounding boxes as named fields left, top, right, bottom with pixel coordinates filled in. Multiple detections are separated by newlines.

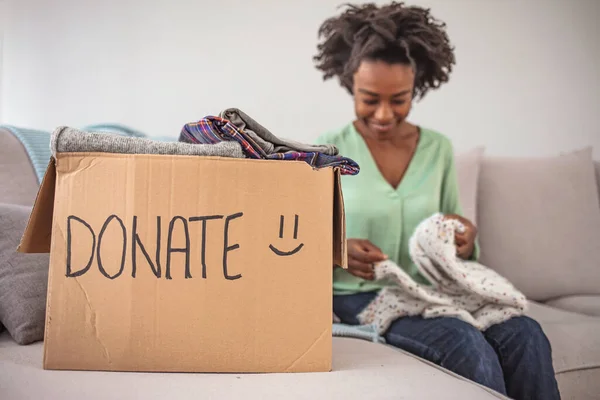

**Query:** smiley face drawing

left=269, top=214, right=304, bottom=256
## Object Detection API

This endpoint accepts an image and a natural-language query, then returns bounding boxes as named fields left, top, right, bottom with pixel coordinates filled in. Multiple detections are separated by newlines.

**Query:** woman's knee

left=444, top=319, right=500, bottom=364
left=387, top=316, right=496, bottom=357
left=439, top=319, right=506, bottom=392
left=386, top=317, right=505, bottom=391
left=513, top=316, right=549, bottom=344
left=487, top=316, right=552, bottom=352
left=485, top=316, right=548, bottom=343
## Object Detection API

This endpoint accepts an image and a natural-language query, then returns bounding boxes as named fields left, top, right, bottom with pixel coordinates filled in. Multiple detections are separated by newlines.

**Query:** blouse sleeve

left=440, top=142, right=481, bottom=261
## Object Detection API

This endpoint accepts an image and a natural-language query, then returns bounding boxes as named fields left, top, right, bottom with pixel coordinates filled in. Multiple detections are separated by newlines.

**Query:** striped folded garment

left=179, top=110, right=360, bottom=175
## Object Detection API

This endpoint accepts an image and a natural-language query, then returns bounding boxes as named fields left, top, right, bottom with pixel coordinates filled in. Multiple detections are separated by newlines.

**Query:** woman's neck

left=354, top=119, right=419, bottom=147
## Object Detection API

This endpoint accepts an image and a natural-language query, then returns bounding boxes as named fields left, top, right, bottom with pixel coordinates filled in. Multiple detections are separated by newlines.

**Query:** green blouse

left=315, top=122, right=479, bottom=295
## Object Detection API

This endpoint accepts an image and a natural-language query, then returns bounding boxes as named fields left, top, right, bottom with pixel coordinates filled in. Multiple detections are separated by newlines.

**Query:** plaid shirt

left=179, top=116, right=360, bottom=175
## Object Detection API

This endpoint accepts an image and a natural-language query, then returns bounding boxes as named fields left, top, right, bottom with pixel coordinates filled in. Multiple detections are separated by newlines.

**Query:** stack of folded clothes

left=49, top=108, right=359, bottom=176
left=179, top=107, right=360, bottom=175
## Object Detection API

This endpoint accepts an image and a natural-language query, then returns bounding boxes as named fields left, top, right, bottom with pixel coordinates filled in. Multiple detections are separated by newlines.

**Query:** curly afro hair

left=313, top=2, right=455, bottom=100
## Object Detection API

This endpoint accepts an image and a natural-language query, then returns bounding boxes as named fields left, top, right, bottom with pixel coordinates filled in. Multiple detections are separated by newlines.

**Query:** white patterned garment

left=357, top=213, right=528, bottom=335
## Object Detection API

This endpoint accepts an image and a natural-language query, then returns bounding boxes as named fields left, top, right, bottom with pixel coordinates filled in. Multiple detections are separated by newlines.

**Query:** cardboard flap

left=18, top=158, right=56, bottom=253
left=333, top=169, right=347, bottom=268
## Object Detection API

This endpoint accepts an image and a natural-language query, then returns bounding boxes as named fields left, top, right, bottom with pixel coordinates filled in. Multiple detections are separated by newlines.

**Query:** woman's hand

left=346, top=239, right=388, bottom=280
left=444, top=214, right=477, bottom=259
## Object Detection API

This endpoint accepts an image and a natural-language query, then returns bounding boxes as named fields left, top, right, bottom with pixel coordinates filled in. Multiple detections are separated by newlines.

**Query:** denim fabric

left=334, top=292, right=560, bottom=400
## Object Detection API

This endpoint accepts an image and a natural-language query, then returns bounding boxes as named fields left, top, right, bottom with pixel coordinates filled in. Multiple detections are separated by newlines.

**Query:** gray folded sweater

left=218, top=108, right=338, bottom=156
left=50, top=126, right=245, bottom=159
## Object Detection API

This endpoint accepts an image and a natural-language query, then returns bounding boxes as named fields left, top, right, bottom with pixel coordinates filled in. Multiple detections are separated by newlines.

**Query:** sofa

left=1, top=125, right=599, bottom=400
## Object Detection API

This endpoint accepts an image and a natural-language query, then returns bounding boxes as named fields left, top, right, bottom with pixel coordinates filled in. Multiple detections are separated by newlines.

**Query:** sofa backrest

left=475, top=148, right=600, bottom=302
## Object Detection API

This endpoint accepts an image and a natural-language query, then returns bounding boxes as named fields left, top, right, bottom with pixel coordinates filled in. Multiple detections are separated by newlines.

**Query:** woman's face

left=352, top=59, right=415, bottom=139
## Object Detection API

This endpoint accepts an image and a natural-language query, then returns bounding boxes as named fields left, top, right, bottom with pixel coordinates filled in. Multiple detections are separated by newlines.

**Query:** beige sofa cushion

left=477, top=148, right=600, bottom=301
left=0, top=128, right=39, bottom=206
left=528, top=302, right=600, bottom=373
left=0, top=333, right=508, bottom=399
left=455, top=147, right=484, bottom=224
left=556, top=369, right=600, bottom=400
left=527, top=302, right=600, bottom=399
left=545, top=295, right=600, bottom=317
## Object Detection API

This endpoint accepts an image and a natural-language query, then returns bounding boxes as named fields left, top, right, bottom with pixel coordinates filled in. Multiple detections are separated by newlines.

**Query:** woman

left=313, top=3, right=560, bottom=399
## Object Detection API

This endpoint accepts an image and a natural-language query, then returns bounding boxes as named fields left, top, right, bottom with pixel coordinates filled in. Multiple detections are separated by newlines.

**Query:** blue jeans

left=334, top=292, right=560, bottom=400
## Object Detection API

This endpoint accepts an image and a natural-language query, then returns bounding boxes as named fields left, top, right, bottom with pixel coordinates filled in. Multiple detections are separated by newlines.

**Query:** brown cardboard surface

left=20, top=152, right=341, bottom=373
left=17, top=160, right=56, bottom=253
left=333, top=172, right=347, bottom=269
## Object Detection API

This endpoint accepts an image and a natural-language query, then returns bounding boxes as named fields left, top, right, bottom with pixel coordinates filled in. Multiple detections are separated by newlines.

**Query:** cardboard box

left=18, top=151, right=346, bottom=373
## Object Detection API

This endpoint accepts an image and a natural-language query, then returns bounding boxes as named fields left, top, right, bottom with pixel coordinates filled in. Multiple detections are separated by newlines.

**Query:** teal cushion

left=0, top=125, right=51, bottom=184
left=82, top=123, right=146, bottom=138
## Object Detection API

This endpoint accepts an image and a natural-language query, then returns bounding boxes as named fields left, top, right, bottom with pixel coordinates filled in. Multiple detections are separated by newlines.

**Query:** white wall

left=1, top=0, right=599, bottom=157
